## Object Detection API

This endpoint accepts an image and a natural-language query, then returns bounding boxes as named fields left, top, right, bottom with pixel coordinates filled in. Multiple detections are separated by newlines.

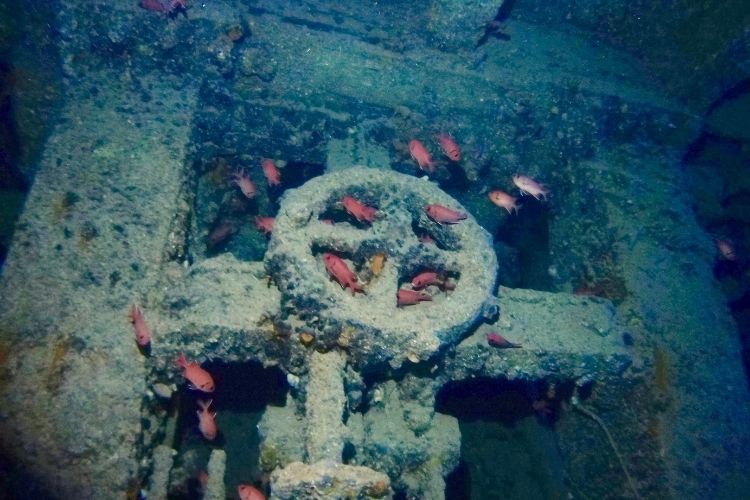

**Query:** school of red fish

left=134, top=134, right=549, bottom=361
left=128, top=9, right=749, bottom=495
left=127, top=132, right=554, bottom=497
left=321, top=135, right=549, bottom=313
left=128, top=304, right=265, bottom=495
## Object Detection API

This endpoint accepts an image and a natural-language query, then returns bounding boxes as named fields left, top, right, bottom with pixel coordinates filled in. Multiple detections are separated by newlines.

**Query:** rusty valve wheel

left=266, top=167, right=498, bottom=369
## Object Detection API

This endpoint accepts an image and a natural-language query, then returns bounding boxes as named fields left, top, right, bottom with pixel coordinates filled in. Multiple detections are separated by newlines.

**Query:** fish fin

left=176, top=353, right=187, bottom=368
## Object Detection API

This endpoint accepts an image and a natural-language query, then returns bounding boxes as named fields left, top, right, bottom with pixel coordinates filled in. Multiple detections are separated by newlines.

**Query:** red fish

left=254, top=216, right=274, bottom=235
left=140, top=0, right=168, bottom=12
left=129, top=304, right=151, bottom=348
left=418, top=233, right=435, bottom=245
left=409, top=139, right=434, bottom=173
left=232, top=169, right=257, bottom=199
left=197, top=399, right=217, bottom=440
left=425, top=204, right=467, bottom=224
left=208, top=221, right=237, bottom=248
left=486, top=332, right=522, bottom=348
left=238, top=484, right=266, bottom=500
left=488, top=190, right=521, bottom=214
left=176, top=354, right=215, bottom=392
left=197, top=471, right=209, bottom=492
left=437, top=134, right=461, bottom=161
left=323, top=253, right=364, bottom=295
left=715, top=237, right=737, bottom=261
left=513, top=174, right=549, bottom=201
left=342, top=195, right=377, bottom=223
left=397, top=289, right=433, bottom=306
left=140, top=0, right=186, bottom=13
left=261, top=158, right=281, bottom=187
left=411, top=271, right=455, bottom=291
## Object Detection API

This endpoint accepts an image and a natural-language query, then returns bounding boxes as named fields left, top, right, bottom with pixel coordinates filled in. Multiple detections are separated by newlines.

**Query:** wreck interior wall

left=0, top=0, right=749, bottom=498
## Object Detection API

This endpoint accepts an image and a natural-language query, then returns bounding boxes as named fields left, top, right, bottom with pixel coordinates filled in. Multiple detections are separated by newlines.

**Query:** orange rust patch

left=45, top=339, right=72, bottom=393
left=299, top=332, right=314, bottom=346
left=370, top=252, right=386, bottom=277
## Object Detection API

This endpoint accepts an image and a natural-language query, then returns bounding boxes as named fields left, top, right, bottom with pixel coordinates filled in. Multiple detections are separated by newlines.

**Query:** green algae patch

left=259, top=443, right=286, bottom=473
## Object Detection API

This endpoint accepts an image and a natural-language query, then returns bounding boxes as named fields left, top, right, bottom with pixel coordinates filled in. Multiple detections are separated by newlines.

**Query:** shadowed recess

left=171, top=362, right=288, bottom=498
left=437, top=378, right=567, bottom=500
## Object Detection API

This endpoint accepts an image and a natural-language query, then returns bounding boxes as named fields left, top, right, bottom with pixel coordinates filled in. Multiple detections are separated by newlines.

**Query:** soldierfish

left=425, top=204, right=467, bottom=224
left=129, top=304, right=151, bottom=348
left=197, top=399, right=217, bottom=440
left=418, top=233, right=435, bottom=245
left=397, top=289, right=432, bottom=307
left=409, top=139, right=434, bottom=173
left=342, top=195, right=377, bottom=223
left=512, top=174, right=549, bottom=201
left=411, top=271, right=455, bottom=291
left=261, top=158, right=281, bottom=187
left=486, top=332, right=522, bottom=348
left=140, top=0, right=187, bottom=15
left=238, top=484, right=266, bottom=500
left=207, top=221, right=237, bottom=248
left=437, top=134, right=461, bottom=161
left=176, top=354, right=215, bottom=392
left=232, top=169, right=257, bottom=199
left=715, top=237, right=737, bottom=261
left=254, top=216, right=274, bottom=235
left=323, top=253, right=365, bottom=295
left=488, top=190, right=521, bottom=214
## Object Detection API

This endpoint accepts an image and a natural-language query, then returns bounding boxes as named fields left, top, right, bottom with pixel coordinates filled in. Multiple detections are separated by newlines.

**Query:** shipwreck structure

left=0, top=1, right=749, bottom=499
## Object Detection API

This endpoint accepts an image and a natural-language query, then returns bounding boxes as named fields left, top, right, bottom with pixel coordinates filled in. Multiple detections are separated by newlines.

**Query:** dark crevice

left=411, top=219, right=449, bottom=250
left=684, top=77, right=750, bottom=163
left=436, top=378, right=561, bottom=424
left=445, top=460, right=471, bottom=500
left=0, top=62, right=26, bottom=191
left=170, top=361, right=287, bottom=498
left=495, top=198, right=552, bottom=291
left=684, top=79, right=750, bottom=390
left=706, top=77, right=750, bottom=116
left=279, top=161, right=325, bottom=190
left=247, top=6, right=401, bottom=52
left=437, top=378, right=569, bottom=499
left=0, top=58, right=31, bottom=270
left=0, top=444, right=57, bottom=500
left=681, top=131, right=743, bottom=163
left=476, top=0, right=516, bottom=47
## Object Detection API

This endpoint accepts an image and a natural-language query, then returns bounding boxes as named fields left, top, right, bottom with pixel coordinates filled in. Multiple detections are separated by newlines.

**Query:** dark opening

left=0, top=59, right=29, bottom=270
left=280, top=160, right=326, bottom=190
left=170, top=361, right=288, bottom=499
left=495, top=198, right=552, bottom=291
left=410, top=219, right=449, bottom=250
left=683, top=78, right=750, bottom=389
left=436, top=378, right=567, bottom=500
left=445, top=460, right=471, bottom=500
left=0, top=445, right=56, bottom=500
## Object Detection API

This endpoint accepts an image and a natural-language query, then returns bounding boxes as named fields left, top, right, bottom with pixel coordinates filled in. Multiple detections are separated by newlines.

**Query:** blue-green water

left=0, top=1, right=749, bottom=499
